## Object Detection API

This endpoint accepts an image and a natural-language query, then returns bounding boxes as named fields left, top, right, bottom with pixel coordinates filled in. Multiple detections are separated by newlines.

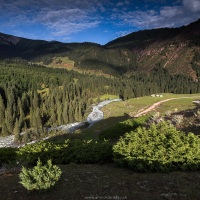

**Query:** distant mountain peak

left=0, top=33, right=21, bottom=45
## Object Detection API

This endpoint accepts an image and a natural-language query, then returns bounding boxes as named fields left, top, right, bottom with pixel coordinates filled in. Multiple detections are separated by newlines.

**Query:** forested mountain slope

left=0, top=59, right=200, bottom=138
left=0, top=34, right=136, bottom=76
left=1, top=18, right=200, bottom=78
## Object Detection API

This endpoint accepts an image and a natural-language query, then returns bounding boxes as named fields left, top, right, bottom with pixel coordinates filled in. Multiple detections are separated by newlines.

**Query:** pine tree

left=78, top=103, right=83, bottom=121
left=2, top=122, right=9, bottom=136
left=5, top=107, right=14, bottom=134
left=62, top=103, right=69, bottom=124
left=36, top=108, right=43, bottom=130
left=14, top=119, right=20, bottom=142
left=33, top=91, right=39, bottom=109
left=57, top=104, right=63, bottom=125
left=0, top=94, right=5, bottom=126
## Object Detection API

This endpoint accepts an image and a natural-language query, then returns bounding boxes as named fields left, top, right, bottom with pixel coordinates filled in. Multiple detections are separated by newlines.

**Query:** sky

left=0, top=0, right=200, bottom=45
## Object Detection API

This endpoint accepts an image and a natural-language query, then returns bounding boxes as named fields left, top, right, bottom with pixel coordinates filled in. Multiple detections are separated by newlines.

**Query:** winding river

left=55, top=98, right=121, bottom=132
left=0, top=98, right=121, bottom=148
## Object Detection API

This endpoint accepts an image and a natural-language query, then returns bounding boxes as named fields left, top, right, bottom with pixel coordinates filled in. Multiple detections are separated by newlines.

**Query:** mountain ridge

left=0, top=18, right=200, bottom=78
left=105, top=18, right=200, bottom=79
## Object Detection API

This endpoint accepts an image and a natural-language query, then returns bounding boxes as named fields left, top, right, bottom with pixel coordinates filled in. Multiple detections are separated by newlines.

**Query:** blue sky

left=0, top=0, right=200, bottom=44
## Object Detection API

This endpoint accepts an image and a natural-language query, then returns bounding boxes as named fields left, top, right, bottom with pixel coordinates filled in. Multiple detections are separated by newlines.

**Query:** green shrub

left=59, top=140, right=113, bottom=164
left=99, top=116, right=148, bottom=141
left=18, top=139, right=113, bottom=165
left=19, top=159, right=62, bottom=191
left=0, top=147, right=18, bottom=165
left=113, top=122, right=200, bottom=172
left=17, top=141, right=67, bottom=165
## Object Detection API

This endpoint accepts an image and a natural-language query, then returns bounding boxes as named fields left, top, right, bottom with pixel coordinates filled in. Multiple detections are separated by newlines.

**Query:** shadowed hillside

left=106, top=18, right=200, bottom=79
left=0, top=18, right=200, bottom=77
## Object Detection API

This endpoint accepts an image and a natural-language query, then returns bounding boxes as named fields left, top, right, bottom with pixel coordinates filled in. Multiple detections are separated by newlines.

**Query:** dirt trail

left=134, top=96, right=200, bottom=117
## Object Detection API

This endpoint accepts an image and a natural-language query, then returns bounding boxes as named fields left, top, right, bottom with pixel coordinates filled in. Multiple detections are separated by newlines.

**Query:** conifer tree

left=35, top=108, right=43, bottom=130
left=57, top=104, right=63, bottom=125
left=0, top=94, right=5, bottom=126
left=2, top=122, right=9, bottom=136
left=5, top=107, right=14, bottom=134
left=14, top=118, right=20, bottom=142
left=62, top=103, right=69, bottom=124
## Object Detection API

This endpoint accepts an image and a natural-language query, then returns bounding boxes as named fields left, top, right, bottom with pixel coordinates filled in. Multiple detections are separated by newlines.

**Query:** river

left=54, top=98, right=121, bottom=131
left=0, top=98, right=121, bottom=148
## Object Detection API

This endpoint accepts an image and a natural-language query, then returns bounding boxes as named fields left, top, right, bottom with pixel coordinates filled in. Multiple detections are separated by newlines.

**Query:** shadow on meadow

left=16, top=113, right=136, bottom=167
left=3, top=113, right=200, bottom=174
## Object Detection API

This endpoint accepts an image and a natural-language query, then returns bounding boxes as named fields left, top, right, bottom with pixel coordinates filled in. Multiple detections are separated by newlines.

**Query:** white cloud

left=116, top=30, right=132, bottom=37
left=0, top=0, right=101, bottom=10
left=39, top=9, right=88, bottom=24
left=0, top=0, right=103, bottom=36
left=183, top=0, right=200, bottom=12
left=117, top=0, right=200, bottom=29
left=37, top=8, right=101, bottom=36
left=50, top=21, right=100, bottom=36
left=1, top=0, right=200, bottom=42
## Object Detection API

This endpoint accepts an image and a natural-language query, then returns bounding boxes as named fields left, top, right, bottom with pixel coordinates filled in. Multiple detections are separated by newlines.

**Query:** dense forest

left=0, top=58, right=200, bottom=139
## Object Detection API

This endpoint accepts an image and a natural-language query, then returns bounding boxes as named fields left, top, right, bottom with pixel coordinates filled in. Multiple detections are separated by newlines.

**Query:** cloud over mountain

left=0, top=0, right=199, bottom=44
left=116, top=0, right=200, bottom=29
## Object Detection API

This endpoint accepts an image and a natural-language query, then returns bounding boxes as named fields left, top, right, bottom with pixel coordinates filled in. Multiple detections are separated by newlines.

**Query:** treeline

left=0, top=60, right=121, bottom=137
left=191, top=51, right=200, bottom=78
left=121, top=66, right=200, bottom=100
left=0, top=59, right=200, bottom=137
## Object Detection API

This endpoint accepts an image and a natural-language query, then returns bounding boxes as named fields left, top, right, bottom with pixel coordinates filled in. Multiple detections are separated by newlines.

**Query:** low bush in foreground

left=19, top=159, right=62, bottom=191
left=17, top=139, right=113, bottom=165
left=113, top=122, right=200, bottom=172
left=0, top=147, right=18, bottom=166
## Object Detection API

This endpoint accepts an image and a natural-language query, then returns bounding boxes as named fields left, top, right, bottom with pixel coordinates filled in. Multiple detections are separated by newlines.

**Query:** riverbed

left=0, top=98, right=121, bottom=148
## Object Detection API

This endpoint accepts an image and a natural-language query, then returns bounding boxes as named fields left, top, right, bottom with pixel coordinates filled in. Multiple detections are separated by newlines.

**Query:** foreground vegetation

left=1, top=118, right=200, bottom=172
left=1, top=100, right=200, bottom=199
left=19, top=159, right=62, bottom=191
left=113, top=122, right=200, bottom=172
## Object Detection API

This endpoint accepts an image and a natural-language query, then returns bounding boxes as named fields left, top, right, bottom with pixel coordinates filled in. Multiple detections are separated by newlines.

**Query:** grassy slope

left=102, top=93, right=200, bottom=119
left=1, top=164, right=200, bottom=200
left=71, top=93, right=200, bottom=140
left=47, top=56, right=114, bottom=78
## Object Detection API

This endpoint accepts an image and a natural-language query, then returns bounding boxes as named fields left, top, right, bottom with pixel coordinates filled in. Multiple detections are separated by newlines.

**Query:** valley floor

left=1, top=164, right=200, bottom=200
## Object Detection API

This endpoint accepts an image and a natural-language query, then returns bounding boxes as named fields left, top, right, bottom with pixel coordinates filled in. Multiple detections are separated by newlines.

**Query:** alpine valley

left=1, top=18, right=200, bottom=200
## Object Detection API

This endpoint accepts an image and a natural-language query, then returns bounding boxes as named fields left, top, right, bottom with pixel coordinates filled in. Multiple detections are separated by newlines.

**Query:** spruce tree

left=5, top=107, right=14, bottom=134
left=14, top=118, right=20, bottom=142
left=2, top=122, right=9, bottom=136
left=0, top=94, right=5, bottom=126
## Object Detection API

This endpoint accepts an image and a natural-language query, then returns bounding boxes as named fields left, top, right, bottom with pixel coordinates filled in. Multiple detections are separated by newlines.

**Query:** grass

left=1, top=164, right=200, bottom=200
left=155, top=98, right=196, bottom=115
left=54, top=92, right=200, bottom=142
left=69, top=93, right=200, bottom=140
left=48, top=57, right=75, bottom=69
left=47, top=56, right=114, bottom=78
left=99, top=94, right=119, bottom=101
left=102, top=93, right=200, bottom=119
left=92, top=94, right=119, bottom=103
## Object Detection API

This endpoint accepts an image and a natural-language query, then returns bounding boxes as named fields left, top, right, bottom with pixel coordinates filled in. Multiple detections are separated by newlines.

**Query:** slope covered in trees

left=0, top=58, right=200, bottom=138
left=0, top=18, right=200, bottom=78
